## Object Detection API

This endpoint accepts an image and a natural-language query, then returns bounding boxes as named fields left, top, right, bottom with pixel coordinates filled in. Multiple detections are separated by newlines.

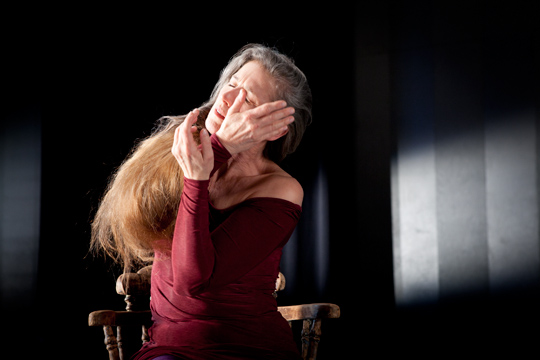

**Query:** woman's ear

left=268, top=127, right=289, bottom=141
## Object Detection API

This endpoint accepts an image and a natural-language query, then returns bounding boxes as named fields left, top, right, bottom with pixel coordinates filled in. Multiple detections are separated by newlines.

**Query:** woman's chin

left=205, top=118, right=220, bottom=135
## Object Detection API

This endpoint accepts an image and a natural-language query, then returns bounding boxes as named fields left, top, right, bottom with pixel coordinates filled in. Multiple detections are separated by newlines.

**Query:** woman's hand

left=215, top=89, right=295, bottom=155
left=172, top=109, right=214, bottom=180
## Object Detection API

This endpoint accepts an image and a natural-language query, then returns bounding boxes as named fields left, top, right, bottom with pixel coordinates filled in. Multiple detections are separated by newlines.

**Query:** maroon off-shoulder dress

left=131, top=135, right=302, bottom=360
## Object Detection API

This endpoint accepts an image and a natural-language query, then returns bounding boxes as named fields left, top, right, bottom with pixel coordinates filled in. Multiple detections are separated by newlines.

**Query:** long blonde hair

left=90, top=44, right=312, bottom=271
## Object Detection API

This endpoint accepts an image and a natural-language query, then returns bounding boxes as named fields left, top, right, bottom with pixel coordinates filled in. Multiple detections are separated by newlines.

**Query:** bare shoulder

left=253, top=169, right=304, bottom=207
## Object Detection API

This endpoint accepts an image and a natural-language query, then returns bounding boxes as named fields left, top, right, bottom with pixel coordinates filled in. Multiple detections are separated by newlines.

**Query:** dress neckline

left=209, top=197, right=302, bottom=213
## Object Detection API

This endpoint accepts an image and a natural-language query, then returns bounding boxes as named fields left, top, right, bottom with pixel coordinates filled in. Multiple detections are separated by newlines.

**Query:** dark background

left=2, top=2, right=539, bottom=359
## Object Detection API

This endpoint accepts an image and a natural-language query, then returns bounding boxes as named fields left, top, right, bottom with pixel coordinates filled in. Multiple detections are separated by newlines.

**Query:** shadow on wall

left=391, top=0, right=540, bottom=307
left=387, top=1, right=540, bottom=355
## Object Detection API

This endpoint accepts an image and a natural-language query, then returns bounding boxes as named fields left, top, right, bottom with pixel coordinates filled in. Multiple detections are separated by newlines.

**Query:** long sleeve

left=209, top=133, right=231, bottom=177
left=169, top=134, right=229, bottom=295
left=170, top=178, right=213, bottom=295
left=169, top=135, right=301, bottom=296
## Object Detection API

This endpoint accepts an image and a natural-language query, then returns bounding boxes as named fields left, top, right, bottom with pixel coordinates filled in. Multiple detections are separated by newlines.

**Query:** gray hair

left=199, top=43, right=312, bottom=163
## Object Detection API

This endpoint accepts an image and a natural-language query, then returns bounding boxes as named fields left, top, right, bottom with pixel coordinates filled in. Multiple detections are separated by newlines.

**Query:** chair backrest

left=89, top=266, right=340, bottom=360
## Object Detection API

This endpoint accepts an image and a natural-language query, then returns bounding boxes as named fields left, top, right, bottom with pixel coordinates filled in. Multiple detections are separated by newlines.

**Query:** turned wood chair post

left=142, top=324, right=150, bottom=344
left=301, top=318, right=322, bottom=360
left=117, top=326, right=127, bottom=360
left=103, top=325, right=120, bottom=360
left=92, top=265, right=153, bottom=360
left=277, top=303, right=340, bottom=360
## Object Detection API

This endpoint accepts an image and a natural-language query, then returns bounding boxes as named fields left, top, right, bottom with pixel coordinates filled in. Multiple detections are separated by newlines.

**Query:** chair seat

left=89, top=266, right=340, bottom=360
left=89, top=303, right=340, bottom=327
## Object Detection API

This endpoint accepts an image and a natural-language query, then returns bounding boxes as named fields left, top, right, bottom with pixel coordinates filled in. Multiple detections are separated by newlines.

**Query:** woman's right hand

left=172, top=109, right=214, bottom=180
left=215, top=89, right=295, bottom=155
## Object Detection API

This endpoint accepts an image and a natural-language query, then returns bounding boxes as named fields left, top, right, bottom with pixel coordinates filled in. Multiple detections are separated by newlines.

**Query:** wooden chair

left=89, top=266, right=340, bottom=360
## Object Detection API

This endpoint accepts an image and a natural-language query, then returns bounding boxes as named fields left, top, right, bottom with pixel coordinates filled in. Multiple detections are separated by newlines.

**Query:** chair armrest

left=278, top=303, right=340, bottom=321
left=90, top=303, right=339, bottom=326
left=88, top=310, right=152, bottom=327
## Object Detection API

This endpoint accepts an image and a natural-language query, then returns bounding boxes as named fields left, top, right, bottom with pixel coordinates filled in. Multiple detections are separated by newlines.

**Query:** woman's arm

left=168, top=131, right=231, bottom=295
left=170, top=178, right=213, bottom=295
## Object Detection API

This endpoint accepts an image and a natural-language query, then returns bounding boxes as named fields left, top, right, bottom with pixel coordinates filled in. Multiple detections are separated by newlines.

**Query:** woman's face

left=206, top=61, right=277, bottom=134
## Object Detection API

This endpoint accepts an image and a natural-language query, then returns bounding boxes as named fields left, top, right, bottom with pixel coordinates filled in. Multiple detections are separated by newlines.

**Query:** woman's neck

left=219, top=143, right=270, bottom=178
left=208, top=144, right=277, bottom=209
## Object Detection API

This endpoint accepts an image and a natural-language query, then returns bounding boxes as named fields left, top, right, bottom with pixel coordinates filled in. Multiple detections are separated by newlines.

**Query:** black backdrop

left=4, top=2, right=538, bottom=359
left=30, top=6, right=369, bottom=359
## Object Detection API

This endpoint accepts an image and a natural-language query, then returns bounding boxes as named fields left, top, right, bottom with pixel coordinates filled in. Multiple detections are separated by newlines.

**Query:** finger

left=181, top=111, right=199, bottom=141
left=190, top=109, right=200, bottom=125
left=268, top=125, right=290, bottom=140
left=182, top=110, right=199, bottom=134
left=248, top=100, right=288, bottom=119
left=172, top=125, right=184, bottom=160
left=258, top=115, right=295, bottom=139
left=228, top=89, right=246, bottom=115
left=264, top=106, right=295, bottom=123
left=256, top=107, right=295, bottom=131
left=180, top=111, right=200, bottom=153
left=173, top=123, right=180, bottom=147
left=199, top=128, right=213, bottom=161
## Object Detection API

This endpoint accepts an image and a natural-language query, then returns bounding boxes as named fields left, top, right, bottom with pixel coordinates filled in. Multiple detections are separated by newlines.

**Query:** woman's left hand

left=215, top=89, right=295, bottom=155
left=172, top=109, right=214, bottom=180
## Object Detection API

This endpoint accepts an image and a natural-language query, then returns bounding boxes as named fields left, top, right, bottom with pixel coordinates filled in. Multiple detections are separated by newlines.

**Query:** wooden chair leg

left=301, top=319, right=322, bottom=360
left=103, top=325, right=120, bottom=360
left=142, top=324, right=150, bottom=344
left=117, top=326, right=125, bottom=360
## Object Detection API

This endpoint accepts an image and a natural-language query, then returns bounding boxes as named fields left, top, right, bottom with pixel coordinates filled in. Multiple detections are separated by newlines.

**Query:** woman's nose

left=222, top=87, right=240, bottom=107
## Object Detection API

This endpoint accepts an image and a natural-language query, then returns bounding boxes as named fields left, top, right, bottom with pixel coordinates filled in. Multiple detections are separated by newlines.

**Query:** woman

left=91, top=44, right=312, bottom=359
